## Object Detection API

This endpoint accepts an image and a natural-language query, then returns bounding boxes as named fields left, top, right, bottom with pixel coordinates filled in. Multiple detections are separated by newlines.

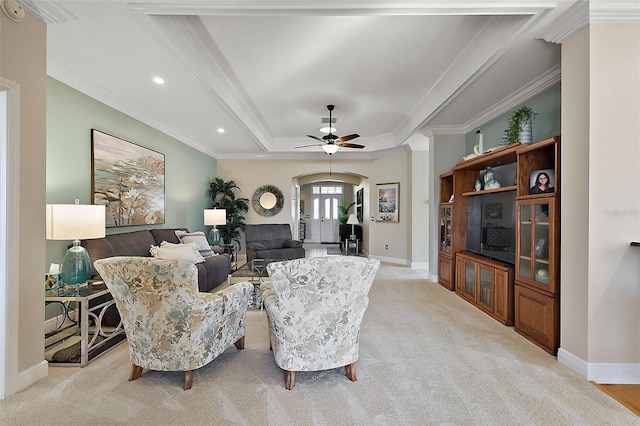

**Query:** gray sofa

left=245, top=224, right=305, bottom=262
left=82, top=228, right=230, bottom=293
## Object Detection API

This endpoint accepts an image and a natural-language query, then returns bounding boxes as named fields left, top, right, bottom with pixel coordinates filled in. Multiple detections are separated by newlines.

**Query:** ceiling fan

left=296, top=105, right=364, bottom=154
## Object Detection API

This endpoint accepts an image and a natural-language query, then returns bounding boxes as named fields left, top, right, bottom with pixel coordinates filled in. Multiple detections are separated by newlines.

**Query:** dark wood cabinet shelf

left=462, top=185, right=517, bottom=197
left=439, top=136, right=560, bottom=354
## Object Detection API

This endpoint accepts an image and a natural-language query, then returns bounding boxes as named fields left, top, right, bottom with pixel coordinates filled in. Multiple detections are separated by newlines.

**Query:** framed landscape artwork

left=91, top=129, right=165, bottom=227
left=376, top=182, right=399, bottom=222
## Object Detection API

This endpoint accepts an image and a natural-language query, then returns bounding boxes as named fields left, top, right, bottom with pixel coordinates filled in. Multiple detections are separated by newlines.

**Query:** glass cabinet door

left=439, top=204, right=452, bottom=254
left=478, top=265, right=494, bottom=310
left=463, top=259, right=475, bottom=299
left=516, top=199, right=556, bottom=293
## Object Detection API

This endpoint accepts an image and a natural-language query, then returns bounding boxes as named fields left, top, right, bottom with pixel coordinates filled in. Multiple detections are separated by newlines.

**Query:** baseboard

left=558, top=348, right=640, bottom=384
left=368, top=254, right=406, bottom=265
left=558, top=348, right=588, bottom=378
left=5, top=360, right=48, bottom=399
left=410, top=261, right=429, bottom=270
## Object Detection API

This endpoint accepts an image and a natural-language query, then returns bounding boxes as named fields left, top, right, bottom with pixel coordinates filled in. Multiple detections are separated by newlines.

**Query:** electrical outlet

left=384, top=244, right=389, bottom=250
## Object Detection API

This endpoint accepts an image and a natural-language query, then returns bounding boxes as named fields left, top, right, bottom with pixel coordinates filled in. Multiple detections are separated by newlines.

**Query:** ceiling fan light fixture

left=319, top=126, right=336, bottom=134
left=322, top=144, right=340, bottom=155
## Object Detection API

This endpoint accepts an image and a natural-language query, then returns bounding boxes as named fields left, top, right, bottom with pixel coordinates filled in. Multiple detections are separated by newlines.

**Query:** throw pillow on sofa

left=175, top=230, right=216, bottom=257
left=149, top=241, right=205, bottom=263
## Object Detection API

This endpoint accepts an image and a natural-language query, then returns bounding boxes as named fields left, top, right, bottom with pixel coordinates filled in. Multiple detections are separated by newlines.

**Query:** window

left=313, top=185, right=343, bottom=195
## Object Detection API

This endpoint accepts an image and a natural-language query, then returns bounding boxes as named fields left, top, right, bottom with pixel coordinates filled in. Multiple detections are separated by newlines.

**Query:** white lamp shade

left=204, top=209, right=227, bottom=226
left=46, top=204, right=106, bottom=240
left=322, top=144, right=340, bottom=154
left=347, top=213, right=359, bottom=225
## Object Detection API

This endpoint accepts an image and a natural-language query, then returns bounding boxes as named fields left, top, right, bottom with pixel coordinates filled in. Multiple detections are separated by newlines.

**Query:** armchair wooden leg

left=234, top=335, right=245, bottom=350
left=285, top=370, right=296, bottom=390
left=345, top=363, right=357, bottom=382
left=183, top=370, right=193, bottom=390
left=129, top=364, right=143, bottom=382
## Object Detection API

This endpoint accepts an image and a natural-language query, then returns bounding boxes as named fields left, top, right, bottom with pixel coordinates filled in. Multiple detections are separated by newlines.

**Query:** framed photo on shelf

left=529, top=169, right=555, bottom=195
left=92, top=129, right=165, bottom=227
left=376, top=182, right=399, bottom=222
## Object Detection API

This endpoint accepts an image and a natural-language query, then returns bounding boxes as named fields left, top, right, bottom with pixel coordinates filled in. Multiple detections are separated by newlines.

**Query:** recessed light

left=153, top=77, right=165, bottom=85
left=319, top=126, right=336, bottom=133
left=217, top=128, right=225, bottom=133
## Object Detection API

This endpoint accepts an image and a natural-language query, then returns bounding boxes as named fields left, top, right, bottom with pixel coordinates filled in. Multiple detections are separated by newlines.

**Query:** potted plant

left=208, top=178, right=249, bottom=247
left=338, top=200, right=356, bottom=224
left=507, top=106, right=537, bottom=144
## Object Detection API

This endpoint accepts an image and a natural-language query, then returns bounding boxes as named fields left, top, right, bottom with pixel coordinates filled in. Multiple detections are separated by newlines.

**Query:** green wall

left=465, top=83, right=561, bottom=151
left=46, top=77, right=218, bottom=269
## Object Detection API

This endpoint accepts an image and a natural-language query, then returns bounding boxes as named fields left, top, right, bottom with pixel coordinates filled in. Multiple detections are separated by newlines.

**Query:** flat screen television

left=465, top=190, right=516, bottom=265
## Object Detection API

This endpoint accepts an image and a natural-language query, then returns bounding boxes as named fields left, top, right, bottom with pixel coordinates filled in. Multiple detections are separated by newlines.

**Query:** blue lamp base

left=60, top=240, right=92, bottom=287
left=208, top=226, right=220, bottom=246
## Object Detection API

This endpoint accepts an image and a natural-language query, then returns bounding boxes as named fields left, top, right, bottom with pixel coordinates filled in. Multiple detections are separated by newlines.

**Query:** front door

left=309, top=185, right=342, bottom=243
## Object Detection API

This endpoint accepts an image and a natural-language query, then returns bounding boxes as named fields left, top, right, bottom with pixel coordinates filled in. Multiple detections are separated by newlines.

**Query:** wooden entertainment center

left=438, top=136, right=560, bottom=354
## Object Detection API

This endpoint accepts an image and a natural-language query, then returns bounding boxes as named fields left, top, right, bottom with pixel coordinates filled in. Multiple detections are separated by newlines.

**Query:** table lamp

left=46, top=201, right=106, bottom=287
left=204, top=208, right=226, bottom=246
left=347, top=213, right=359, bottom=240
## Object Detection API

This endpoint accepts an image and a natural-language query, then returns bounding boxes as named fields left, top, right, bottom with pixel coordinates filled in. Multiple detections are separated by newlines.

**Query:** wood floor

left=592, top=383, right=640, bottom=416
left=309, top=244, right=639, bottom=418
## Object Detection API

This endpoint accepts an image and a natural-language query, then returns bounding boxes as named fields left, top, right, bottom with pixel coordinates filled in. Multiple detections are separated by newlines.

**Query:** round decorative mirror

left=259, top=192, right=277, bottom=210
left=252, top=185, right=284, bottom=216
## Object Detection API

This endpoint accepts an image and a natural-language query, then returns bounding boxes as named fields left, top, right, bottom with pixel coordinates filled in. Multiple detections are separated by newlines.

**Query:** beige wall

left=560, top=22, right=640, bottom=378
left=561, top=26, right=591, bottom=362
left=1, top=10, right=48, bottom=396
left=218, top=152, right=415, bottom=264
left=408, top=138, right=430, bottom=269
left=587, top=22, right=640, bottom=364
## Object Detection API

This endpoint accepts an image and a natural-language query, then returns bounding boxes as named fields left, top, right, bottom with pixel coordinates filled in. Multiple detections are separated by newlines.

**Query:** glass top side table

left=45, top=282, right=126, bottom=366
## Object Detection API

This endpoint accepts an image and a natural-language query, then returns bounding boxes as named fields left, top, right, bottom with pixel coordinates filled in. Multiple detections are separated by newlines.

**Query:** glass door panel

left=517, top=204, right=532, bottom=279
left=533, top=202, right=551, bottom=286
left=479, top=266, right=493, bottom=309
left=439, top=205, right=452, bottom=253
left=464, top=260, right=475, bottom=298
left=517, top=199, right=555, bottom=292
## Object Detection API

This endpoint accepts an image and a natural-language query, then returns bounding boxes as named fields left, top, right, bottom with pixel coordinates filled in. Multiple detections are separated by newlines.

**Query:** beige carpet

left=0, top=265, right=637, bottom=425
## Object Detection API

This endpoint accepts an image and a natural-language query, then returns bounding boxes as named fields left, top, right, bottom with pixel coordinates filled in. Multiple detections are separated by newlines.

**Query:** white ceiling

left=26, top=1, right=587, bottom=159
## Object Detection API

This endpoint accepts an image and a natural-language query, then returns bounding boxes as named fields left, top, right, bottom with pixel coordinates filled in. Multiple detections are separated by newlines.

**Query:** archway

left=292, top=172, right=370, bottom=252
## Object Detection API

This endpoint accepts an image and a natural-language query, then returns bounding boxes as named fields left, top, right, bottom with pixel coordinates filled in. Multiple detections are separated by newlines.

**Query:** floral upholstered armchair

left=94, top=257, right=253, bottom=390
left=261, top=256, right=380, bottom=390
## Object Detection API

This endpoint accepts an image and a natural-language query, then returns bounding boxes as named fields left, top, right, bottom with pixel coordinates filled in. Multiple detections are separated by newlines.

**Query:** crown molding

left=216, top=143, right=410, bottom=160
left=21, top=0, right=77, bottom=24
left=590, top=1, right=640, bottom=22
left=539, top=1, right=589, bottom=43
left=130, top=1, right=552, bottom=17
left=421, top=64, right=561, bottom=137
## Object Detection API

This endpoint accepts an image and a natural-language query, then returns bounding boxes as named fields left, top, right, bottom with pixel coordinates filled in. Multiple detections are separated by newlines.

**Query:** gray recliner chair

left=245, top=224, right=305, bottom=262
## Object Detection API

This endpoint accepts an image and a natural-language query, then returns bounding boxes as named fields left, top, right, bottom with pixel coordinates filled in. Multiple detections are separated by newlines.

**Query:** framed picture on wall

left=91, top=129, right=165, bottom=227
left=356, top=188, right=363, bottom=222
left=376, top=182, right=399, bottom=222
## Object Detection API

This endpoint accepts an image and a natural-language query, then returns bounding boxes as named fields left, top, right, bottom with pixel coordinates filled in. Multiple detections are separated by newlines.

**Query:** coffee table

left=230, top=259, right=276, bottom=308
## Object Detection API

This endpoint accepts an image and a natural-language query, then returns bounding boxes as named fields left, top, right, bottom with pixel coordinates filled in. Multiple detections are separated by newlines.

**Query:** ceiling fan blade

left=295, top=143, right=323, bottom=149
left=339, top=142, right=365, bottom=149
left=306, top=135, right=324, bottom=142
left=338, top=133, right=360, bottom=142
